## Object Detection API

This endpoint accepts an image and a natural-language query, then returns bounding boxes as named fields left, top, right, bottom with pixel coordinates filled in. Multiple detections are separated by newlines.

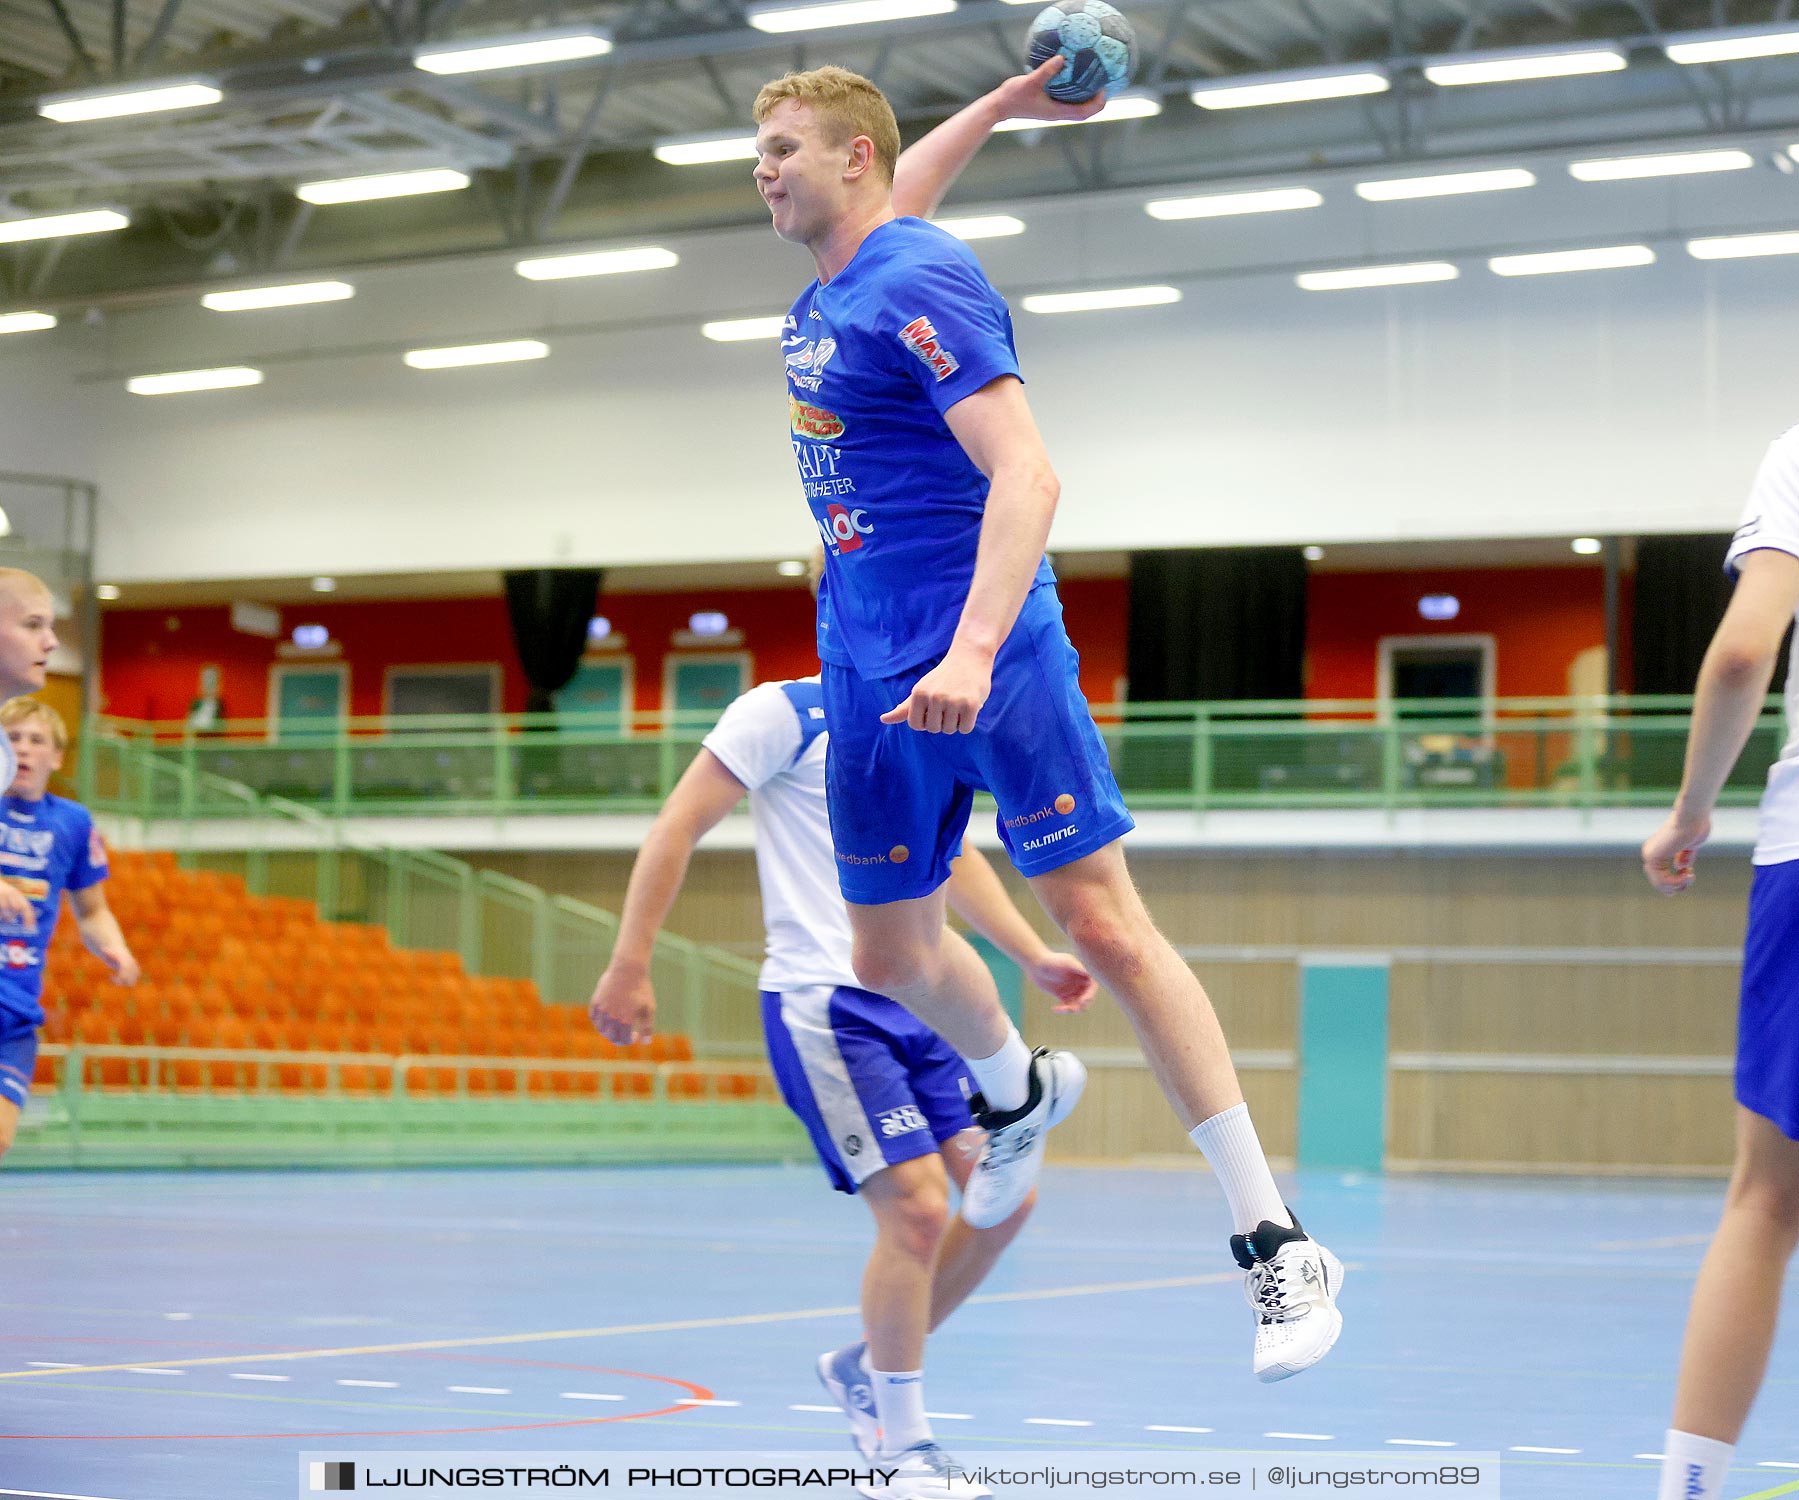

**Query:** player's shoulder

left=1764, top=423, right=1799, bottom=473
left=866, top=218, right=991, bottom=284
left=39, top=793, right=93, bottom=831
left=717, top=679, right=821, bottom=735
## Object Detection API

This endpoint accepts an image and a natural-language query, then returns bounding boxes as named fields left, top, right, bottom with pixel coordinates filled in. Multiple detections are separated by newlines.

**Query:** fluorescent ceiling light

left=39, top=79, right=221, bottom=122
left=1665, top=27, right=1799, bottom=64
left=127, top=366, right=263, bottom=395
left=1424, top=46, right=1626, bottom=86
left=1489, top=244, right=1655, bottom=276
left=1023, top=286, right=1180, bottom=314
left=403, top=339, right=549, bottom=369
left=1303, top=546, right=1325, bottom=561
left=1190, top=68, right=1388, bottom=110
left=95, top=584, right=121, bottom=601
left=1570, top=149, right=1754, bottom=181
left=515, top=246, right=679, bottom=280
left=201, top=280, right=354, bottom=312
left=1687, top=230, right=1799, bottom=260
left=1356, top=167, right=1535, bottom=201
left=935, top=214, right=1025, bottom=239
left=296, top=169, right=470, bottom=205
left=991, top=93, right=1160, bottom=130
left=1297, top=261, right=1459, bottom=291
left=748, top=0, right=955, bottom=33
left=1571, top=537, right=1603, bottom=555
left=414, top=29, right=610, bottom=75
left=0, top=208, right=129, bottom=244
left=655, top=133, right=760, bottom=166
left=1146, top=187, right=1321, bottom=220
left=0, top=312, right=56, bottom=335
left=777, top=559, right=808, bottom=576
left=310, top=576, right=338, bottom=592
left=702, top=316, right=787, bottom=341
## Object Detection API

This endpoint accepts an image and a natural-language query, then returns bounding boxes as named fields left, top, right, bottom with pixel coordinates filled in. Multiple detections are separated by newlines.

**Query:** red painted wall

left=1305, top=567, right=1614, bottom=702
left=97, top=576, right=1133, bottom=722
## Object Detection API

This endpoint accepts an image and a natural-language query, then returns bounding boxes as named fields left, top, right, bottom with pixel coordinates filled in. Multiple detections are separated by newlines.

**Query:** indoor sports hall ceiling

left=1, top=0, right=1798, bottom=304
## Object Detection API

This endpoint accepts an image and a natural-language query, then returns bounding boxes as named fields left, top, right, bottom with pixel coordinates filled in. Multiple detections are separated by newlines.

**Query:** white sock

left=1657, top=1429, right=1734, bottom=1500
left=965, top=1026, right=1031, bottom=1114
left=870, top=1366, right=930, bottom=1456
left=1189, top=1103, right=1292, bottom=1234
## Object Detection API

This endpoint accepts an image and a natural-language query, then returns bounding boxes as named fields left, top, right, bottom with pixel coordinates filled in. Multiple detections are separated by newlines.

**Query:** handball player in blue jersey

left=0, top=697, right=141, bottom=1164
left=750, top=64, right=1343, bottom=1380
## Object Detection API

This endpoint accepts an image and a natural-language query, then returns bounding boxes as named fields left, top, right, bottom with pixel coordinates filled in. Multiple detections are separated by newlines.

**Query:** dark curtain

left=1629, top=535, right=1734, bottom=695
left=1127, top=547, right=1308, bottom=702
left=504, top=568, right=603, bottom=715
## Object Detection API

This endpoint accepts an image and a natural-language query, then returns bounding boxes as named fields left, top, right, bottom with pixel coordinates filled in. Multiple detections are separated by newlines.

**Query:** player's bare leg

left=0, top=1096, right=19, bottom=1163
left=1030, top=842, right=1344, bottom=1381
left=1655, top=1107, right=1799, bottom=1499
left=847, top=896, right=1085, bottom=1232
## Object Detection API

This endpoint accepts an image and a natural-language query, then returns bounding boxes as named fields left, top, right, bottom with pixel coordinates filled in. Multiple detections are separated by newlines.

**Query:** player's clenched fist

left=590, top=963, right=656, bottom=1045
left=0, top=883, right=36, bottom=932
left=881, top=649, right=993, bottom=734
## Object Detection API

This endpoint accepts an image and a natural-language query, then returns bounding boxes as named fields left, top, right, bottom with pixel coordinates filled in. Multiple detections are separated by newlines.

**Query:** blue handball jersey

left=784, top=216, right=1056, bottom=677
left=0, top=793, right=107, bottom=1030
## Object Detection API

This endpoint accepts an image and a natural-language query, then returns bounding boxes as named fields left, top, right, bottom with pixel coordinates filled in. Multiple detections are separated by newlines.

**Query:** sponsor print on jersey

left=2, top=941, right=37, bottom=970
left=899, top=315, right=960, bottom=381
left=819, top=504, right=874, bottom=554
left=790, top=398, right=844, bottom=441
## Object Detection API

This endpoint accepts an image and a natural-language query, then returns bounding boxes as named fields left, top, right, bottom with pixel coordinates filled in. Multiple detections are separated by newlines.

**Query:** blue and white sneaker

left=858, top=1442, right=991, bottom=1499
left=960, top=1047, right=1086, bottom=1230
left=816, top=1341, right=878, bottom=1460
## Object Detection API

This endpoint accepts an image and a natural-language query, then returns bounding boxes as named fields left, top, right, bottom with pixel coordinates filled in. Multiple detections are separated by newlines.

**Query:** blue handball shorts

left=822, top=582, right=1135, bottom=904
left=761, top=984, right=975, bottom=1195
left=0, top=1024, right=39, bottom=1111
left=1739, top=860, right=1799, bottom=1141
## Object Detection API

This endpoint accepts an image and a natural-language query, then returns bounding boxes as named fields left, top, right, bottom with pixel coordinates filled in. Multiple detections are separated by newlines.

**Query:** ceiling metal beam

left=40, top=0, right=98, bottom=77
left=135, top=0, right=190, bottom=70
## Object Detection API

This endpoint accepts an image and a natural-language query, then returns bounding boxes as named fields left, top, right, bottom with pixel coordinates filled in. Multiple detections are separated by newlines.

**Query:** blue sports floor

left=2, top=1164, right=1796, bottom=1500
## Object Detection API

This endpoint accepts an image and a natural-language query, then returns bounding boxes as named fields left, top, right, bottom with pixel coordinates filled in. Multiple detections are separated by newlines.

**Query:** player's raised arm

left=1643, top=547, right=1799, bottom=893
left=890, top=59, right=1105, bottom=221
left=589, top=751, right=748, bottom=1043
left=880, top=376, right=1059, bottom=734
left=945, top=844, right=1096, bottom=1012
left=69, top=885, right=139, bottom=985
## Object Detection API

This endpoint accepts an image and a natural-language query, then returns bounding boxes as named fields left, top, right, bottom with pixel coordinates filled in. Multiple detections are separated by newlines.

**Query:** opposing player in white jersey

left=1642, top=423, right=1799, bottom=1500
left=589, top=674, right=1094, bottom=1499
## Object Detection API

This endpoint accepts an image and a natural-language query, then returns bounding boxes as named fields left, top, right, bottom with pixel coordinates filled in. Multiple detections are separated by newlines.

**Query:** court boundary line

left=0, top=1270, right=1249, bottom=1381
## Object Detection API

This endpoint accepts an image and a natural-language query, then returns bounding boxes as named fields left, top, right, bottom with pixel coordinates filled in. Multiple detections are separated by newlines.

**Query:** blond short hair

left=0, top=698, right=67, bottom=753
left=753, top=66, right=901, bottom=184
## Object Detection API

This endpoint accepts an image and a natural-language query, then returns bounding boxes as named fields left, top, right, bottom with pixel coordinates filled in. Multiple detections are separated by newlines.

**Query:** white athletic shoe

left=816, top=1341, right=878, bottom=1461
left=857, top=1442, right=992, bottom=1500
left=1230, top=1212, right=1346, bottom=1383
left=959, top=1047, right=1086, bottom=1230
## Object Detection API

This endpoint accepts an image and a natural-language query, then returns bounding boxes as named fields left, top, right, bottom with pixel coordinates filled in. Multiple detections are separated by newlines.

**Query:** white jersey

left=0, top=731, right=13, bottom=797
left=1726, top=424, right=1799, bottom=864
left=701, top=677, right=862, bottom=993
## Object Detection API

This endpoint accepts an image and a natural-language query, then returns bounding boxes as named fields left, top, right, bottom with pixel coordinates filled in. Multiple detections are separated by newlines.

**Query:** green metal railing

left=8, top=1045, right=805, bottom=1170
left=81, top=695, right=1787, bottom=819
left=78, top=736, right=768, bottom=1060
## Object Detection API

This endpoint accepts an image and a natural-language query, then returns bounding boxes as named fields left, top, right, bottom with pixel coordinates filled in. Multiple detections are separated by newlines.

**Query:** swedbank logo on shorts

left=837, top=845, right=910, bottom=866
left=790, top=398, right=845, bottom=440
left=1003, top=793, right=1078, bottom=830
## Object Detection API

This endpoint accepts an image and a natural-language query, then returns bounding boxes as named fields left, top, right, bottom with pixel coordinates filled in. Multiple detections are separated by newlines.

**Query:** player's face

left=6, top=722, right=60, bottom=800
left=754, top=101, right=850, bottom=245
left=0, top=588, right=56, bottom=697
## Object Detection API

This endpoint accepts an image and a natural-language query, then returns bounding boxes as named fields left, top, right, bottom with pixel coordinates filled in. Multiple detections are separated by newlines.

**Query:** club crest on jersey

left=790, top=398, right=845, bottom=440
left=899, top=315, right=959, bottom=381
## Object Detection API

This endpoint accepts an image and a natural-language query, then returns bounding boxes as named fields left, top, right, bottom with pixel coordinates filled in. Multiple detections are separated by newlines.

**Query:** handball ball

left=1027, top=0, right=1137, bottom=104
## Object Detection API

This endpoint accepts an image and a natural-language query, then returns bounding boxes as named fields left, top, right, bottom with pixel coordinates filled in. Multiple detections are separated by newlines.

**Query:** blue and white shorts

left=1740, top=860, right=1799, bottom=1141
left=0, top=1025, right=38, bottom=1110
left=823, top=583, right=1135, bottom=904
left=762, top=984, right=975, bottom=1194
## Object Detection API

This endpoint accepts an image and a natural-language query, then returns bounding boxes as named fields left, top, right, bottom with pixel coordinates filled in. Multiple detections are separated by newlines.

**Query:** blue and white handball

left=1027, top=0, right=1137, bottom=104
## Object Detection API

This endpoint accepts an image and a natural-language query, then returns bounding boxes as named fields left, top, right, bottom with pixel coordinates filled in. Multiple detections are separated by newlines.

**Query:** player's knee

left=1729, top=1167, right=1799, bottom=1236
left=883, top=1180, right=951, bottom=1260
left=852, top=937, right=931, bottom=999
left=1060, top=896, right=1149, bottom=988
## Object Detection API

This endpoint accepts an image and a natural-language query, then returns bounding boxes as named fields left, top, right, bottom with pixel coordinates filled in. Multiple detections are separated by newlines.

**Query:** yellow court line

left=0, top=1270, right=1246, bottom=1381
left=1736, top=1480, right=1799, bottom=1500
